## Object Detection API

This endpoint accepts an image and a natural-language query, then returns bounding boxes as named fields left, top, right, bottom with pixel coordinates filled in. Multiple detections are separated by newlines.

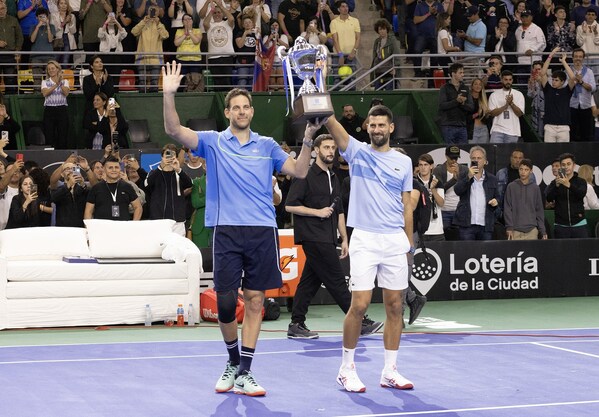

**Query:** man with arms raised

left=162, top=62, right=314, bottom=396
left=324, top=106, right=415, bottom=392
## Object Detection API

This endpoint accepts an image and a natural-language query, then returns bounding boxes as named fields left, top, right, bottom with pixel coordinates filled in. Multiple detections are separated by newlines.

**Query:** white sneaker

left=380, top=365, right=414, bottom=390
left=336, top=363, right=366, bottom=393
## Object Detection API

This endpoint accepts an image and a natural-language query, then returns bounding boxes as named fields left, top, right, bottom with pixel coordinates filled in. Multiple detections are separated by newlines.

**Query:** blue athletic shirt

left=341, top=136, right=413, bottom=233
left=192, top=127, right=289, bottom=227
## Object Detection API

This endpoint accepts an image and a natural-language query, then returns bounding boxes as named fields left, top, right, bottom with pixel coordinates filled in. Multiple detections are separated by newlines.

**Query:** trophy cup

left=277, top=37, right=334, bottom=125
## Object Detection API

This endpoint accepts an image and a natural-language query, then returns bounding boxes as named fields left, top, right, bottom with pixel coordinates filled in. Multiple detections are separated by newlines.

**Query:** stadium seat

left=62, top=69, right=76, bottom=91
left=186, top=118, right=217, bottom=131
left=390, top=115, right=418, bottom=145
left=18, top=69, right=34, bottom=93
left=118, top=69, right=137, bottom=92
left=128, top=119, right=150, bottom=144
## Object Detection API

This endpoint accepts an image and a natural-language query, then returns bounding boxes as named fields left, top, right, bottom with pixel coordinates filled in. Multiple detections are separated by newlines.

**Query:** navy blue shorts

left=212, top=226, right=282, bottom=292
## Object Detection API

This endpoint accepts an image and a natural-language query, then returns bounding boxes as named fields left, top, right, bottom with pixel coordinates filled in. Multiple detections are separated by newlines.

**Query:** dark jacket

left=145, top=168, right=192, bottom=222
left=432, top=162, right=469, bottom=195
left=453, top=170, right=500, bottom=232
left=83, top=108, right=129, bottom=149
left=437, top=82, right=475, bottom=126
left=486, top=31, right=517, bottom=64
left=545, top=173, right=587, bottom=226
left=51, top=183, right=88, bottom=227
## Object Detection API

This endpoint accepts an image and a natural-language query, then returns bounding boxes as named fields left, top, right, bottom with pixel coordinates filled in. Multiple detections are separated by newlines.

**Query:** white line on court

left=533, top=342, right=599, bottom=359
left=1, top=339, right=599, bottom=366
left=333, top=399, right=599, bottom=417
left=1, top=326, right=598, bottom=349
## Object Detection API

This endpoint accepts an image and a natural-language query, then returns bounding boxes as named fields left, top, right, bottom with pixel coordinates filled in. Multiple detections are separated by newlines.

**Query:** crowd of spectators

left=0, top=0, right=360, bottom=92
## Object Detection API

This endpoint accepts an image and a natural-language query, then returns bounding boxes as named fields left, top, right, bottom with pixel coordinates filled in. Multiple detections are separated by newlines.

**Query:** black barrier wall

left=413, top=239, right=599, bottom=300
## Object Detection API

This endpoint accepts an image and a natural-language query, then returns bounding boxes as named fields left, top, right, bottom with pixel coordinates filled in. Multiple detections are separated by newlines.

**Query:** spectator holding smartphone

left=144, top=144, right=193, bottom=236
left=0, top=102, right=21, bottom=151
left=84, top=93, right=128, bottom=149
left=453, top=145, right=499, bottom=241
left=50, top=158, right=90, bottom=227
left=437, top=62, right=474, bottom=145
left=546, top=152, right=589, bottom=238
left=6, top=175, right=51, bottom=228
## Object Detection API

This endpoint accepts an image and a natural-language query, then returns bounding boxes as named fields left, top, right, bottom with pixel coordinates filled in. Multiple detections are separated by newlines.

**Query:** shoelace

left=243, top=373, right=259, bottom=387
left=221, top=364, right=236, bottom=379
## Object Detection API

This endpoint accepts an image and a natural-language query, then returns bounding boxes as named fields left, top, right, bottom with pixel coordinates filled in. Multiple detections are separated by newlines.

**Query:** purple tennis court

left=2, top=328, right=599, bottom=417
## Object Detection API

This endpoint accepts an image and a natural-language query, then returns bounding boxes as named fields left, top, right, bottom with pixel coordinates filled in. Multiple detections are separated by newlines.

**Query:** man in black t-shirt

left=277, top=0, right=307, bottom=42
left=538, top=47, right=577, bottom=142
left=84, top=156, right=143, bottom=220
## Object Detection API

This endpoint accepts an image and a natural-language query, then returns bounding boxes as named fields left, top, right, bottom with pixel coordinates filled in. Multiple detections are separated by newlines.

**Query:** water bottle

left=144, top=304, right=152, bottom=327
left=176, top=304, right=184, bottom=326
left=188, top=303, right=195, bottom=326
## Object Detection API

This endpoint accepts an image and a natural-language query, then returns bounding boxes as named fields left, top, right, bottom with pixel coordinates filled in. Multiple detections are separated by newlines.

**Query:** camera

left=165, top=150, right=175, bottom=158
left=471, top=161, right=478, bottom=168
left=1, top=131, right=8, bottom=140
left=558, top=167, right=567, bottom=177
left=73, top=165, right=81, bottom=175
left=30, top=184, right=38, bottom=195
left=149, top=7, right=156, bottom=18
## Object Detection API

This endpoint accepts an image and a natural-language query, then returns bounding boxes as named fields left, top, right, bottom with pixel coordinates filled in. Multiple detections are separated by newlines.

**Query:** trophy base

left=291, top=94, right=334, bottom=125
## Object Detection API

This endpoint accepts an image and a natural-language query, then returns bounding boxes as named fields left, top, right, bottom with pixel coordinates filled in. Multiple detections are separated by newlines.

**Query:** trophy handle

left=277, top=45, right=288, bottom=61
left=315, top=45, right=329, bottom=92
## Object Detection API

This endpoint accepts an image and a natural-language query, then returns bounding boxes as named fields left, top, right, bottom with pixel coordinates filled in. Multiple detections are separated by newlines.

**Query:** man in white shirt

left=0, top=161, right=24, bottom=230
left=488, top=70, right=525, bottom=143
left=515, top=10, right=546, bottom=82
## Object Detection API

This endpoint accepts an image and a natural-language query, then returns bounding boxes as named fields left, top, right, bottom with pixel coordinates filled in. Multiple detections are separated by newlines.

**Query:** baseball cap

left=445, top=146, right=461, bottom=159
left=464, top=6, right=478, bottom=17
left=521, top=9, right=532, bottom=17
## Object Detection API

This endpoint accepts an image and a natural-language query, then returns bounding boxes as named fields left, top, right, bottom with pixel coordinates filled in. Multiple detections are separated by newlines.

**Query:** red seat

left=118, top=69, right=136, bottom=92
left=433, top=69, right=446, bottom=88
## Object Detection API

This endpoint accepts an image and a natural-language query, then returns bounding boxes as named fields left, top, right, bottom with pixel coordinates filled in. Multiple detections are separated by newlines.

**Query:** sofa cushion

left=0, top=227, right=90, bottom=260
left=84, top=219, right=176, bottom=258
left=161, top=232, right=201, bottom=263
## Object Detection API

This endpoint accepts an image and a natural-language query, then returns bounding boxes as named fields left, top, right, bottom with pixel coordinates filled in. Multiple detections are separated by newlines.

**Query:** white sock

left=341, top=347, right=355, bottom=368
left=384, top=349, right=398, bottom=370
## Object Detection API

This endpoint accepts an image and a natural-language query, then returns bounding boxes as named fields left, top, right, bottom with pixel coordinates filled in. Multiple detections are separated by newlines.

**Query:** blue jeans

left=490, top=132, right=519, bottom=143
left=442, top=125, right=468, bottom=144
left=459, top=225, right=493, bottom=241
left=236, top=65, right=253, bottom=89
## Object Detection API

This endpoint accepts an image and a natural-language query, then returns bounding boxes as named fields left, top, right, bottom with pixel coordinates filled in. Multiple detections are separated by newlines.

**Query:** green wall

left=8, top=90, right=541, bottom=150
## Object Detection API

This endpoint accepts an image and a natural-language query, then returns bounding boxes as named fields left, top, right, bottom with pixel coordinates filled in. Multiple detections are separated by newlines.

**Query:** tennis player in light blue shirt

left=162, top=61, right=317, bottom=397
left=324, top=105, right=416, bottom=394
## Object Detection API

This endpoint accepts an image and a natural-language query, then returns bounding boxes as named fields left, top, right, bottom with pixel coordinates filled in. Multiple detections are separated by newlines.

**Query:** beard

left=370, top=131, right=390, bottom=147
left=318, top=153, right=335, bottom=165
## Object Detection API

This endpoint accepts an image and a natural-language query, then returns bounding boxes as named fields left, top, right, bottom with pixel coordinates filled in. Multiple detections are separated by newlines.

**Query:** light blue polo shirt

left=340, top=136, right=413, bottom=233
left=465, top=19, right=486, bottom=53
left=192, top=127, right=289, bottom=227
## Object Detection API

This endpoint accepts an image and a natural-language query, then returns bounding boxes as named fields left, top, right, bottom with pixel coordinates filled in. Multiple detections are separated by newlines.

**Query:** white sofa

left=0, top=219, right=201, bottom=330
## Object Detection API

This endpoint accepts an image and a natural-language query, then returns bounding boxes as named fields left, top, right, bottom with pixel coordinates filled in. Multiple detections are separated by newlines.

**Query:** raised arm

left=560, top=52, right=577, bottom=89
left=539, top=47, right=560, bottom=87
left=280, top=123, right=320, bottom=179
left=162, top=61, right=200, bottom=149
left=324, top=116, right=350, bottom=152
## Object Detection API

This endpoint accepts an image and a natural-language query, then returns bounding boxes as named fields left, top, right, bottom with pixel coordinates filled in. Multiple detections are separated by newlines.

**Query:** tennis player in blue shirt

left=325, top=105, right=416, bottom=393
left=162, top=61, right=318, bottom=397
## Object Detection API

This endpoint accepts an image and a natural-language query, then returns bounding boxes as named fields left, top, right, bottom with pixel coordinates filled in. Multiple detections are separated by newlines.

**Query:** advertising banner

left=412, top=239, right=599, bottom=301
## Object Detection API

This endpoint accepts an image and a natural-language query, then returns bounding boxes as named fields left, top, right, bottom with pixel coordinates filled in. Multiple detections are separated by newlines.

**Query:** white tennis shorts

left=348, top=229, right=410, bottom=291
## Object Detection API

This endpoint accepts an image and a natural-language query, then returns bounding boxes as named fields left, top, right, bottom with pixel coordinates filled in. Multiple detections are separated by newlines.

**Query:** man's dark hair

left=313, top=134, right=334, bottom=149
left=448, top=63, right=464, bottom=75
left=24, top=160, right=39, bottom=172
left=573, top=47, right=586, bottom=57
left=374, top=18, right=392, bottom=33
left=103, top=155, right=120, bottom=165
left=224, top=88, right=252, bottom=109
left=341, top=103, right=353, bottom=110
left=161, top=143, right=178, bottom=156
left=367, top=105, right=393, bottom=123
left=336, top=0, right=349, bottom=8
left=552, top=70, right=567, bottom=82
left=501, top=70, right=513, bottom=78
left=418, top=153, right=434, bottom=165
left=519, top=158, right=533, bottom=169
left=35, top=7, right=49, bottom=16
left=554, top=5, right=566, bottom=13
left=558, top=152, right=576, bottom=163
left=370, top=97, right=384, bottom=107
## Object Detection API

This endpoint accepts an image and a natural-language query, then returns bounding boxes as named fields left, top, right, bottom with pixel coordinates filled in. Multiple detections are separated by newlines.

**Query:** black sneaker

left=408, top=295, right=427, bottom=325
left=360, top=315, right=384, bottom=336
left=287, top=322, right=319, bottom=339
